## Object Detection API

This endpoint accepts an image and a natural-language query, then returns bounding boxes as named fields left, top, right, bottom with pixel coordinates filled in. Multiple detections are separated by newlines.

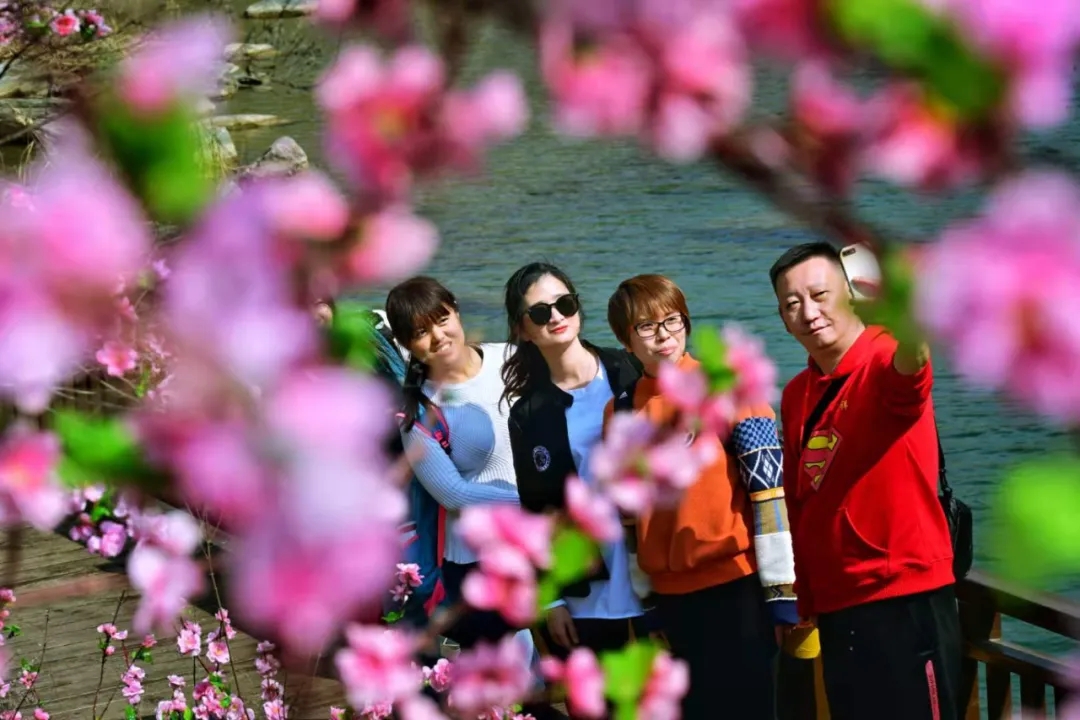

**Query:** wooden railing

left=782, top=571, right=1080, bottom=719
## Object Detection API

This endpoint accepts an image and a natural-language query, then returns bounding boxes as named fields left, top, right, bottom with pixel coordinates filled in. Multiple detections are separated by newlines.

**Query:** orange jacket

left=603, top=353, right=771, bottom=595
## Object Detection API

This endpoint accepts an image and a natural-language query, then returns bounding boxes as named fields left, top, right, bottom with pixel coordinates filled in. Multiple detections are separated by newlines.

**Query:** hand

left=546, top=605, right=579, bottom=648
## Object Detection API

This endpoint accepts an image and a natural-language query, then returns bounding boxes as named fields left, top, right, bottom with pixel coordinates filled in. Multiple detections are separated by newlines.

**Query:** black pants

left=441, top=561, right=520, bottom=648
left=817, top=585, right=963, bottom=720
left=653, top=573, right=778, bottom=720
left=535, top=615, right=648, bottom=660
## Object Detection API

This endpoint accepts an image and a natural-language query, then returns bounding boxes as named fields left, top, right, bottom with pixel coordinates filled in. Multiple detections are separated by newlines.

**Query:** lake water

left=219, top=1, right=1080, bottom=658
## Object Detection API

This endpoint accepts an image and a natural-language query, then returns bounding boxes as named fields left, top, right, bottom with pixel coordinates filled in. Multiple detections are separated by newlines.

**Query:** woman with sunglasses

left=501, top=262, right=645, bottom=662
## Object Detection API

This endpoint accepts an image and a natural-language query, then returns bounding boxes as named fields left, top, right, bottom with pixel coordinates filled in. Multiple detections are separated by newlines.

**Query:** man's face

left=775, top=256, right=858, bottom=354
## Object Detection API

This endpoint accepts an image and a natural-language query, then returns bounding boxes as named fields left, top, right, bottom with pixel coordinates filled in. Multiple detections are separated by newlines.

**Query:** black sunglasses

left=524, top=293, right=580, bottom=326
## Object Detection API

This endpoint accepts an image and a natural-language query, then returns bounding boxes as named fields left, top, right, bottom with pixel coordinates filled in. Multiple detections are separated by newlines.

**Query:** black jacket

left=507, top=344, right=642, bottom=597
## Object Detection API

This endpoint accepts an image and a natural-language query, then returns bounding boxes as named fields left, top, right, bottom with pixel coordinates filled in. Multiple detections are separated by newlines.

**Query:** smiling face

left=775, top=255, right=861, bottom=355
left=519, top=274, right=582, bottom=350
left=406, top=305, right=468, bottom=372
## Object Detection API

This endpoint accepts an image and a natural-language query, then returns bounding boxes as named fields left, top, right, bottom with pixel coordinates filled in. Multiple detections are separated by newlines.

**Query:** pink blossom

left=565, top=475, right=622, bottom=542
left=121, top=664, right=145, bottom=705
left=861, top=84, right=983, bottom=190
left=335, top=624, right=422, bottom=709
left=591, top=411, right=717, bottom=514
left=330, top=708, right=348, bottom=720
left=314, top=0, right=411, bottom=40
left=127, top=544, right=205, bottom=634
left=177, top=623, right=202, bottom=656
left=916, top=171, right=1080, bottom=422
left=396, top=563, right=423, bottom=589
left=317, top=44, right=444, bottom=196
left=88, top=520, right=128, bottom=557
left=262, top=171, right=351, bottom=242
left=789, top=62, right=865, bottom=195
left=0, top=146, right=150, bottom=410
left=540, top=23, right=652, bottom=137
left=206, top=634, right=230, bottom=665
left=117, top=15, right=232, bottom=115
left=130, top=508, right=201, bottom=556
left=733, top=0, right=829, bottom=59
left=423, top=658, right=451, bottom=692
left=638, top=651, right=689, bottom=719
left=723, top=323, right=778, bottom=408
left=462, top=546, right=538, bottom=625
left=345, top=206, right=439, bottom=285
left=0, top=430, right=67, bottom=531
left=32, top=709, right=47, bottom=720
left=449, top=635, right=533, bottom=716
left=458, top=505, right=554, bottom=569
left=942, top=0, right=1080, bottom=128
left=317, top=44, right=525, bottom=197
left=540, top=648, right=605, bottom=718
left=49, top=9, right=79, bottom=36
left=95, top=340, right=138, bottom=377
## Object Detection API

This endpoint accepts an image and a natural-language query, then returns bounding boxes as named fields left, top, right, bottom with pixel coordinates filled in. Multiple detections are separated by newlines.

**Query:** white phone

left=838, top=243, right=881, bottom=301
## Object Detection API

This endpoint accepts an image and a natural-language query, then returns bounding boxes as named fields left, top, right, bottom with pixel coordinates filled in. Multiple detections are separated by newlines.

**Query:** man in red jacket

left=769, top=242, right=961, bottom=720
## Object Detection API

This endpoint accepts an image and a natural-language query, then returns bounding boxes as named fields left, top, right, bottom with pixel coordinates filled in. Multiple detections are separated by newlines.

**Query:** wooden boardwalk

left=0, top=525, right=347, bottom=719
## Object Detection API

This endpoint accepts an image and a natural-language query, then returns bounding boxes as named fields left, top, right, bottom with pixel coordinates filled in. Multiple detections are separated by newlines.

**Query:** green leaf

left=992, top=456, right=1080, bottom=585
left=325, top=302, right=380, bottom=372
left=52, top=410, right=166, bottom=491
left=826, top=0, right=1005, bottom=121
left=125, top=705, right=138, bottom=720
left=95, top=100, right=212, bottom=226
left=690, top=326, right=735, bottom=394
left=6, top=624, right=21, bottom=638
left=183, top=709, right=195, bottom=720
left=602, top=640, right=659, bottom=709
left=537, top=527, right=601, bottom=613
left=382, top=610, right=404, bottom=624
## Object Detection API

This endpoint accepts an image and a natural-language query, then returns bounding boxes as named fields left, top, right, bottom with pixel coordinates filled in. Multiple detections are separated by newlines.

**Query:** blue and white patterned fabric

left=730, top=416, right=799, bottom=625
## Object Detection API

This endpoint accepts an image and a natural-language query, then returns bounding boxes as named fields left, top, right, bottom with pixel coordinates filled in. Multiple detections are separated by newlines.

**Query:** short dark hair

left=768, top=242, right=842, bottom=291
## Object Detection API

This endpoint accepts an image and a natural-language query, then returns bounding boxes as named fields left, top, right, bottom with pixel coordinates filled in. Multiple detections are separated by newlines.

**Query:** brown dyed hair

left=385, top=276, right=459, bottom=431
left=607, top=274, right=692, bottom=346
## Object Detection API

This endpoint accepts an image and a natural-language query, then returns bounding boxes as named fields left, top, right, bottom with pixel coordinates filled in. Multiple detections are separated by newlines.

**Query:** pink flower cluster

left=317, top=44, right=527, bottom=200
left=590, top=411, right=718, bottom=516
left=334, top=624, right=421, bottom=714
left=916, top=171, right=1080, bottom=423
left=0, top=588, right=13, bottom=686
left=392, top=562, right=424, bottom=604
left=0, top=4, right=111, bottom=46
left=0, top=150, right=151, bottom=413
left=458, top=505, right=554, bottom=625
left=448, top=635, right=534, bottom=717
left=540, top=0, right=750, bottom=162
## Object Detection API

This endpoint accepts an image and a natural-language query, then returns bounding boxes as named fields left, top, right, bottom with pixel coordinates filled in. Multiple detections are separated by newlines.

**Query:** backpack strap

left=396, top=402, right=452, bottom=456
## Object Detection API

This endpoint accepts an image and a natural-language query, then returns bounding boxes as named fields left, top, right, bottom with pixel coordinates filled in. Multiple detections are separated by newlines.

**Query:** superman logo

left=802, top=428, right=842, bottom=490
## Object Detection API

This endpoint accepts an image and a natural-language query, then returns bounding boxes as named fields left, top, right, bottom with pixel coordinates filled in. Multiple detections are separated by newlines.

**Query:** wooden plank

left=958, top=571, right=1080, bottom=642
left=0, top=527, right=347, bottom=719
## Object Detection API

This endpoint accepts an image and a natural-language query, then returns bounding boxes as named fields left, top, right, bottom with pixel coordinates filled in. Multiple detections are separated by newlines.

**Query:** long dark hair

left=500, top=262, right=584, bottom=408
left=385, top=276, right=459, bottom=432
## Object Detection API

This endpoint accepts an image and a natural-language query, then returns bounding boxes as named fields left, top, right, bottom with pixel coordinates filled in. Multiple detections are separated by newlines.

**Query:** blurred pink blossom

left=317, top=44, right=527, bottom=197
left=117, top=15, right=231, bottom=115
left=449, top=635, right=533, bottom=717
left=0, top=430, right=67, bottom=531
left=314, top=0, right=411, bottom=40
left=346, top=206, right=439, bottom=285
left=462, top=545, right=538, bottom=625
left=127, top=544, right=205, bottom=634
left=423, top=658, right=452, bottom=692
left=639, top=651, right=690, bottom=719
left=335, top=624, right=422, bottom=709
left=916, top=171, right=1080, bottom=421
left=262, top=172, right=351, bottom=242
left=540, top=648, right=605, bottom=718
left=723, top=323, right=778, bottom=408
left=591, top=412, right=718, bottom=515
left=565, top=474, right=622, bottom=542
left=458, top=505, right=553, bottom=569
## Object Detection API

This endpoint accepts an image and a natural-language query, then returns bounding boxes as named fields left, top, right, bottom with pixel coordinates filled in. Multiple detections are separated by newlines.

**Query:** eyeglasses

left=524, top=294, right=580, bottom=326
left=634, top=315, right=686, bottom=339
